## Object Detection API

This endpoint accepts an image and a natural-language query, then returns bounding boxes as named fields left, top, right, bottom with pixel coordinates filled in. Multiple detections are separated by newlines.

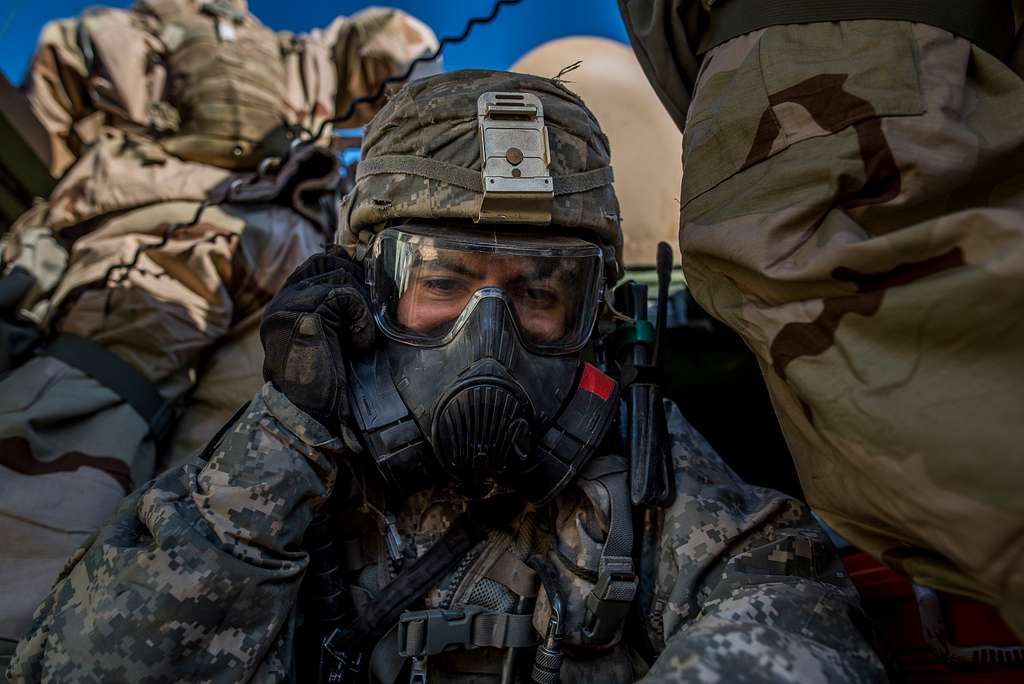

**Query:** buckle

left=476, top=91, right=554, bottom=224
left=397, top=606, right=485, bottom=657
left=914, top=585, right=1024, bottom=665
left=582, top=558, right=638, bottom=644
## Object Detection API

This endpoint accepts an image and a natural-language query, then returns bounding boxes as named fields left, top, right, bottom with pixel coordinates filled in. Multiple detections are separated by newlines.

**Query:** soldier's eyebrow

left=420, top=254, right=483, bottom=279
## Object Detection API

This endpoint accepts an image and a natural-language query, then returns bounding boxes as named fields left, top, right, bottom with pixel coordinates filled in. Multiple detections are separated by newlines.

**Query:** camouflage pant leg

left=678, top=21, right=1024, bottom=635
left=0, top=356, right=150, bottom=647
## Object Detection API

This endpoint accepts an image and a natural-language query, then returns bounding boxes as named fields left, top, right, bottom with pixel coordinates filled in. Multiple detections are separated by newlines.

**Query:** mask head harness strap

left=512, top=363, right=620, bottom=505
left=577, top=455, right=638, bottom=645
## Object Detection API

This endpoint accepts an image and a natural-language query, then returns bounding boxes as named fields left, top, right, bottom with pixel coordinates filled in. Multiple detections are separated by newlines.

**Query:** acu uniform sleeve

left=7, top=384, right=341, bottom=684
left=642, top=402, right=887, bottom=684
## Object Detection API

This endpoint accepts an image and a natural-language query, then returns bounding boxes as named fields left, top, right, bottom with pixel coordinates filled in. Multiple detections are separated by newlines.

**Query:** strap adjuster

left=583, top=557, right=638, bottom=644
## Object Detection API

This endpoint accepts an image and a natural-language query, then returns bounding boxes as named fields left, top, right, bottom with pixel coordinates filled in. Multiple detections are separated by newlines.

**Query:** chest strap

left=702, top=0, right=1016, bottom=61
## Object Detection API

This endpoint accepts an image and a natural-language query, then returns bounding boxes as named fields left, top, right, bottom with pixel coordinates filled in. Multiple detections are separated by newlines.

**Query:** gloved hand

left=260, top=248, right=375, bottom=440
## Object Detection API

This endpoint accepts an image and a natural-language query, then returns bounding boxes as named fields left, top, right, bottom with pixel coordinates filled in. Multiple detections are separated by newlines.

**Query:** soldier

left=8, top=70, right=885, bottom=684
left=617, top=0, right=1024, bottom=637
left=0, top=0, right=437, bottom=659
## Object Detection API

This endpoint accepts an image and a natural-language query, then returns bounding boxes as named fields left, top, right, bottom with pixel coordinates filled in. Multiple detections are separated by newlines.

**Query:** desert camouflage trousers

left=679, top=20, right=1024, bottom=637
left=0, top=201, right=321, bottom=653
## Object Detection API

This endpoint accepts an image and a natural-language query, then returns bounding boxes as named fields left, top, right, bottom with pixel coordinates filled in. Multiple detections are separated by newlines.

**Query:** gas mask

left=347, top=224, right=620, bottom=503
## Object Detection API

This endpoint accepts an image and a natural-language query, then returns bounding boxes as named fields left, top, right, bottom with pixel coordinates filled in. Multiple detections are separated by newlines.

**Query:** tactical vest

left=305, top=456, right=642, bottom=683
left=144, top=0, right=290, bottom=170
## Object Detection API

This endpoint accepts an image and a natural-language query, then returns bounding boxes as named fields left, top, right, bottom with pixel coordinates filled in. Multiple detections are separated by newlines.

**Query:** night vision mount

left=477, top=91, right=554, bottom=224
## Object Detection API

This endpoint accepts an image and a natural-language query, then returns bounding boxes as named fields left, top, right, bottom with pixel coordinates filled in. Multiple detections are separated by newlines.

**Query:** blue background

left=0, top=0, right=629, bottom=84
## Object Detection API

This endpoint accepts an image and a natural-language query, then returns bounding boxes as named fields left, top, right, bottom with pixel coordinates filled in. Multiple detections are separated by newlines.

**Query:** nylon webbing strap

left=552, top=167, right=614, bottom=196
left=356, top=155, right=613, bottom=196
left=580, top=456, right=634, bottom=561
left=578, top=455, right=638, bottom=645
left=484, top=551, right=540, bottom=598
left=44, top=333, right=174, bottom=442
left=357, top=155, right=481, bottom=192
left=322, top=494, right=524, bottom=656
left=703, top=0, right=1016, bottom=60
left=398, top=606, right=536, bottom=657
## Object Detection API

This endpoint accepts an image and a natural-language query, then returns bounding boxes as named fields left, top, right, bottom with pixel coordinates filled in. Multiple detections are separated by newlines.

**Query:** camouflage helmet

left=337, top=69, right=623, bottom=280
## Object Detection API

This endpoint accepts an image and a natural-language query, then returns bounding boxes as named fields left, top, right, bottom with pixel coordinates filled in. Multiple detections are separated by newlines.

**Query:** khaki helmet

left=338, top=69, right=624, bottom=281
left=512, top=37, right=681, bottom=267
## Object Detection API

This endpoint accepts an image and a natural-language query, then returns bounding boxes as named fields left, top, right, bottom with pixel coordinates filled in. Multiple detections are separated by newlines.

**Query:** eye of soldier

left=398, top=255, right=483, bottom=332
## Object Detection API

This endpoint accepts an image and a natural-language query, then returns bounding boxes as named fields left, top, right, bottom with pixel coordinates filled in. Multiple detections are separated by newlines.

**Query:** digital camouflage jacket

left=9, top=384, right=885, bottom=683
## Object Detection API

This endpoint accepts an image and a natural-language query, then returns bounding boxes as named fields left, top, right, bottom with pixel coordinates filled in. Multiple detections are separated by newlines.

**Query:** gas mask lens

left=367, top=226, right=605, bottom=353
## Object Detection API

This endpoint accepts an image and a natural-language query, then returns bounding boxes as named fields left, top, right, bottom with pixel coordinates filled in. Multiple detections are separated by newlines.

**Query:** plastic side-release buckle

left=583, top=556, right=638, bottom=645
left=477, top=91, right=553, bottom=224
left=398, top=606, right=485, bottom=657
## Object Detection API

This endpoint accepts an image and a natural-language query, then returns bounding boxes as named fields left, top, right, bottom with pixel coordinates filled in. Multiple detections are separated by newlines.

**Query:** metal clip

left=531, top=595, right=563, bottom=684
left=320, top=629, right=364, bottom=684
left=477, top=91, right=553, bottom=224
left=383, top=513, right=403, bottom=564
left=409, top=656, right=429, bottom=684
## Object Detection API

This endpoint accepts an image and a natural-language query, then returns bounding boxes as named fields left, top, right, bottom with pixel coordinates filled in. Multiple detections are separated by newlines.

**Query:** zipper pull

left=384, top=512, right=403, bottom=564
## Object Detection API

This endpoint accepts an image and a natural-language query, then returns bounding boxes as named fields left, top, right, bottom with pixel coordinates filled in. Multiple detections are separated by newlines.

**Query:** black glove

left=260, top=249, right=375, bottom=437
